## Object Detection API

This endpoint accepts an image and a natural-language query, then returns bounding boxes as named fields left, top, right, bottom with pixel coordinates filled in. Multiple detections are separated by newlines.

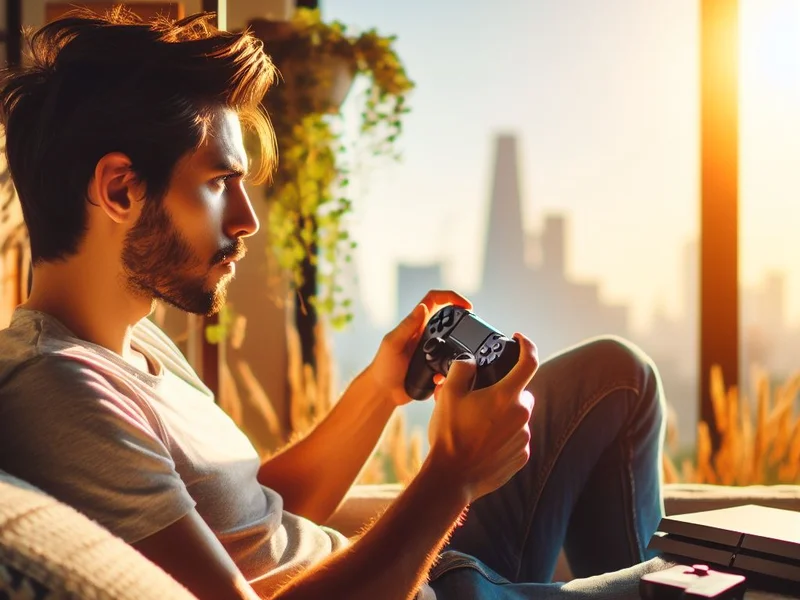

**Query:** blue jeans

left=428, top=336, right=673, bottom=599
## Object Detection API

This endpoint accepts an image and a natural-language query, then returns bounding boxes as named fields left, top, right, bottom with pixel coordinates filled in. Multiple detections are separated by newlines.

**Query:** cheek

left=164, top=187, right=226, bottom=260
left=178, top=181, right=225, bottom=224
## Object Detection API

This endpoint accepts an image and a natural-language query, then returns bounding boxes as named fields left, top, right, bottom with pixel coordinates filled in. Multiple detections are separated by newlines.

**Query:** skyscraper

left=471, top=133, right=630, bottom=359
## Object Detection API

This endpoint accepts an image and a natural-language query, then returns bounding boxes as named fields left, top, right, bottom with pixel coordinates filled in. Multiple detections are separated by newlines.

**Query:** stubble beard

left=121, top=199, right=240, bottom=316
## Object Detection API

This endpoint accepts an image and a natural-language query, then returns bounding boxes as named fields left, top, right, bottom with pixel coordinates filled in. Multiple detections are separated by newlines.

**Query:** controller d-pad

left=441, top=308, right=455, bottom=327
left=486, top=353, right=498, bottom=365
left=491, top=342, right=502, bottom=352
left=479, top=346, right=489, bottom=356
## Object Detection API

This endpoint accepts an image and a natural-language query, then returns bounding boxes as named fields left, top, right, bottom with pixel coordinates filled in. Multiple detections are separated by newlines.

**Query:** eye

left=211, top=174, right=235, bottom=190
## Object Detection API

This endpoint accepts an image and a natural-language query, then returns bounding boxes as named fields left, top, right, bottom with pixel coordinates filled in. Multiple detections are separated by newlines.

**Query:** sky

left=322, top=0, right=800, bottom=333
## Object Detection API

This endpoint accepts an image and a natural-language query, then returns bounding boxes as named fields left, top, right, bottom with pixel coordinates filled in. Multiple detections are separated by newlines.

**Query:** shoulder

left=0, top=351, right=169, bottom=461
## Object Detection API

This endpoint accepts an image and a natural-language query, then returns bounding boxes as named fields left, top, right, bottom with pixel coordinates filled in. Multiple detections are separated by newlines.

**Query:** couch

left=3, top=471, right=800, bottom=598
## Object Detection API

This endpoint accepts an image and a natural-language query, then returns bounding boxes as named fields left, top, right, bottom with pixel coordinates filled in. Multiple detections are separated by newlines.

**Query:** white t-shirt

left=0, top=308, right=348, bottom=590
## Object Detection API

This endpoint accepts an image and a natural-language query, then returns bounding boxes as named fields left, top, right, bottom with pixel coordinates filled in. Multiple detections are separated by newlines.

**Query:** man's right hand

left=426, top=333, right=539, bottom=503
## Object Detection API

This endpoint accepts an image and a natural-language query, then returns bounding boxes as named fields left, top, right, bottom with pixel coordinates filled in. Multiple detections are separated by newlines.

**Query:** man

left=0, top=8, right=670, bottom=600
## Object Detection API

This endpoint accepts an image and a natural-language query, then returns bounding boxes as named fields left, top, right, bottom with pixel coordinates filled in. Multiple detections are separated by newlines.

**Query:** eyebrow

left=212, top=158, right=249, bottom=178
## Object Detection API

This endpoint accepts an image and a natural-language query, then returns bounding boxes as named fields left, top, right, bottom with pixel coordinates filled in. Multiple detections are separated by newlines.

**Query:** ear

left=88, top=152, right=144, bottom=224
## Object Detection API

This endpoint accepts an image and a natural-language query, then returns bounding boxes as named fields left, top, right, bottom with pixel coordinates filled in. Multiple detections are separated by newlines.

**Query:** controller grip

left=404, top=351, right=437, bottom=400
left=474, top=338, right=520, bottom=390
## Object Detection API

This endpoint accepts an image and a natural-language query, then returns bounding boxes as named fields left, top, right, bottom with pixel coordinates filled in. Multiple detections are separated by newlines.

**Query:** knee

left=573, top=335, right=666, bottom=418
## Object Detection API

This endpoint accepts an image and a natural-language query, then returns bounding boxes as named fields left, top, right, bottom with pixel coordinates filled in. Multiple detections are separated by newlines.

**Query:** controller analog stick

left=423, top=337, right=448, bottom=361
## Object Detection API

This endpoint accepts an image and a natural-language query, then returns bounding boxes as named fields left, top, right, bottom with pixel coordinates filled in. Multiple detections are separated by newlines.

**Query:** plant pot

left=314, top=54, right=356, bottom=113
left=279, top=53, right=356, bottom=115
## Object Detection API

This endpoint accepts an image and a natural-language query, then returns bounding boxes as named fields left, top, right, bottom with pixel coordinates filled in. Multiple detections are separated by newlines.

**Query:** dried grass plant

left=356, top=410, right=424, bottom=485
left=284, top=313, right=423, bottom=484
left=285, top=318, right=335, bottom=436
left=664, top=365, right=800, bottom=485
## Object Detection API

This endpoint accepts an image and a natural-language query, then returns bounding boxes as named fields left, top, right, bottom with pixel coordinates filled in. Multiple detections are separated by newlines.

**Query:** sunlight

left=739, top=0, right=800, bottom=326
left=741, top=0, right=800, bottom=90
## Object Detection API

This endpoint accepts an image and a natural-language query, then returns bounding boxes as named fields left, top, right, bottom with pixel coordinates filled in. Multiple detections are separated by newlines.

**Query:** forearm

left=257, top=366, right=394, bottom=522
left=265, top=460, right=468, bottom=600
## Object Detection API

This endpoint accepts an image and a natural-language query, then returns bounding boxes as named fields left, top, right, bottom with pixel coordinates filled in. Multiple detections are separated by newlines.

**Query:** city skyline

left=326, top=0, right=800, bottom=334
left=332, top=130, right=800, bottom=452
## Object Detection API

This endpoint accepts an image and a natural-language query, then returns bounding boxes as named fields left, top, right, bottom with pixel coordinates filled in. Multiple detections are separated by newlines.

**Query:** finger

left=419, top=289, right=473, bottom=316
left=499, top=333, right=540, bottom=396
left=385, top=303, right=428, bottom=348
left=442, top=355, right=477, bottom=397
left=496, top=397, right=534, bottom=436
left=433, top=373, right=445, bottom=385
left=519, top=390, right=535, bottom=416
left=498, top=424, right=532, bottom=461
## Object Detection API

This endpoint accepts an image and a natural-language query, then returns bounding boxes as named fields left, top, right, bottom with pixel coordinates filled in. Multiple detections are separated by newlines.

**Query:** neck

left=23, top=252, right=152, bottom=358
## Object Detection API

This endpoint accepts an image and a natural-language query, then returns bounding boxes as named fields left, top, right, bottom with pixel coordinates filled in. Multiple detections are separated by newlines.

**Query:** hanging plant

left=251, top=8, right=414, bottom=329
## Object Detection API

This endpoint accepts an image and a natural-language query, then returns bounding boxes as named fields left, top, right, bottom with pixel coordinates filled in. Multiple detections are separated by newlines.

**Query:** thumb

left=391, top=303, right=427, bottom=347
left=443, top=354, right=477, bottom=396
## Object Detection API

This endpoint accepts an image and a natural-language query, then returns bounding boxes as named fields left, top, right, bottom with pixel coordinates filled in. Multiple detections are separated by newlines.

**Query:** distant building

left=391, top=133, right=631, bottom=359
left=333, top=131, right=800, bottom=455
left=329, top=256, right=385, bottom=389
left=397, top=264, right=445, bottom=317
left=469, top=133, right=630, bottom=360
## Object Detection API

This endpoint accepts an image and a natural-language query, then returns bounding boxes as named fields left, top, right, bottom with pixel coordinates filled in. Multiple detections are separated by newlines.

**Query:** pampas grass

left=664, top=366, right=800, bottom=485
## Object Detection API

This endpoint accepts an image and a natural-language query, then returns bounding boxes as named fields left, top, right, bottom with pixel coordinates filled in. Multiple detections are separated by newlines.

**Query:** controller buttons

left=429, top=326, right=437, bottom=335
left=478, top=356, right=487, bottom=367
left=479, top=346, right=490, bottom=356
left=486, top=353, right=498, bottom=365
left=491, top=342, right=502, bottom=352
left=441, top=308, right=455, bottom=327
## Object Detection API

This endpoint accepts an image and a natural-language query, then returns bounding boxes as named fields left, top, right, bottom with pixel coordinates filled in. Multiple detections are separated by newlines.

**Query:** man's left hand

left=365, top=289, right=472, bottom=407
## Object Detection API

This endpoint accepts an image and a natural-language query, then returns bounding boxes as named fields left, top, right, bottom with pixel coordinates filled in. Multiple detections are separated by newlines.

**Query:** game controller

left=640, top=564, right=746, bottom=599
left=403, top=305, right=520, bottom=400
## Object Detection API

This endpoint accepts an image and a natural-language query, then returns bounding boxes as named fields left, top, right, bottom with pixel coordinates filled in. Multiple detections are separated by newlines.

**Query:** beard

left=121, top=199, right=244, bottom=316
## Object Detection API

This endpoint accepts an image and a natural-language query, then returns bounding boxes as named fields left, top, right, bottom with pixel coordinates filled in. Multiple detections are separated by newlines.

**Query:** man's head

left=0, top=7, right=276, bottom=315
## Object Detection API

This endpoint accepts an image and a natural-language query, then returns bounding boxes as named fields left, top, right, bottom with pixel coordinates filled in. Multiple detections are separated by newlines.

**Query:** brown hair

left=0, top=6, right=276, bottom=262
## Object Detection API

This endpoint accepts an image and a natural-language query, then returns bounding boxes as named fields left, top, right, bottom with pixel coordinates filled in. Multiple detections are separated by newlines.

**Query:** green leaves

left=260, top=8, right=414, bottom=329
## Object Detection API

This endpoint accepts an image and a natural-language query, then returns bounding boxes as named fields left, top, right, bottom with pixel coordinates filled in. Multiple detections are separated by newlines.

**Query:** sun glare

left=740, top=0, right=800, bottom=326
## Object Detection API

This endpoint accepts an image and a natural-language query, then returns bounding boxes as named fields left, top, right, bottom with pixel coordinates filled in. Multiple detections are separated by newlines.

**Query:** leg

left=443, top=336, right=667, bottom=583
left=428, top=555, right=676, bottom=600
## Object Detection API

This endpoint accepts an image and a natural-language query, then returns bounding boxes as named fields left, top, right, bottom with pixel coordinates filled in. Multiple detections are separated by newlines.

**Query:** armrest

left=663, top=483, right=800, bottom=516
left=325, top=483, right=800, bottom=538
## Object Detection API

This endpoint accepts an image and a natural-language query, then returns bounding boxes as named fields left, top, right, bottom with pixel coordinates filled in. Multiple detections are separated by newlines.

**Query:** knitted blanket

left=0, top=471, right=195, bottom=599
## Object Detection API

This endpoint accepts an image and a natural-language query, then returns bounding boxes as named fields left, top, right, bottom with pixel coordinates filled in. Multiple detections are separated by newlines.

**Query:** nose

left=224, top=182, right=260, bottom=239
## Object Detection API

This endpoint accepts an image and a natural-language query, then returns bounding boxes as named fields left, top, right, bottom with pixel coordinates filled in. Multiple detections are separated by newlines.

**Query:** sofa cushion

left=0, top=470, right=196, bottom=600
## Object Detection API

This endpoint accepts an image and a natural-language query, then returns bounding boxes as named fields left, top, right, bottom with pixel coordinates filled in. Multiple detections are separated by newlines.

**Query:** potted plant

left=249, top=8, right=414, bottom=371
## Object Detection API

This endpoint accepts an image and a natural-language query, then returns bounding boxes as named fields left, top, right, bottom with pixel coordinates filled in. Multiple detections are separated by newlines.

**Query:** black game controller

left=404, top=305, right=520, bottom=400
left=640, top=564, right=746, bottom=599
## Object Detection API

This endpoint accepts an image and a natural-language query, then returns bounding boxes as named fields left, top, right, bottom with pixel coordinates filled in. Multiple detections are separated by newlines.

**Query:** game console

left=403, top=306, right=520, bottom=400
left=647, top=504, right=800, bottom=588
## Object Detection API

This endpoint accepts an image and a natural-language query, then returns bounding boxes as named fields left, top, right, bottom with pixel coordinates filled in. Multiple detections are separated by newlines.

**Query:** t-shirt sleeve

left=0, top=356, right=196, bottom=543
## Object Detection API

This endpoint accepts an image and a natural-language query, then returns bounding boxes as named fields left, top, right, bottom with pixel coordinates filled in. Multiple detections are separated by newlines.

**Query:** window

left=325, top=1, right=701, bottom=469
